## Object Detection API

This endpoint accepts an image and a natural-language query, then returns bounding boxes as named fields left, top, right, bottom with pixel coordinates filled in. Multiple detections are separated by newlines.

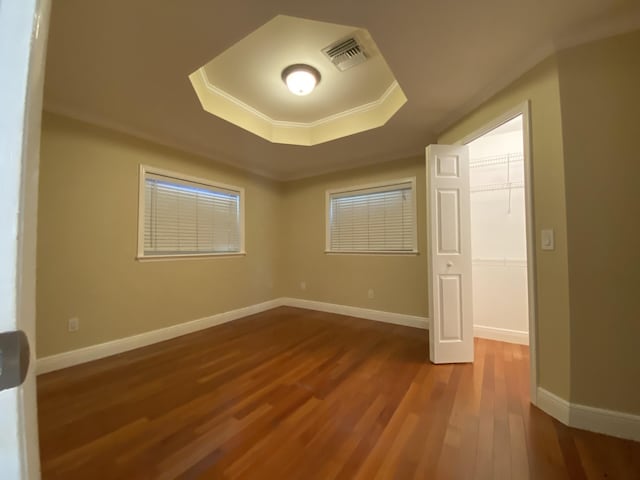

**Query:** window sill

left=137, top=252, right=247, bottom=262
left=324, top=250, right=419, bottom=256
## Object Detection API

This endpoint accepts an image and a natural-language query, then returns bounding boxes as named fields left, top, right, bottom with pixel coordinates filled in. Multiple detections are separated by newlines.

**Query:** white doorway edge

left=453, top=101, right=539, bottom=405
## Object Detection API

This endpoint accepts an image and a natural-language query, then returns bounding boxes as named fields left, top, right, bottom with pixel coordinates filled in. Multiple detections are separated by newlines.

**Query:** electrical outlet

left=368, top=289, right=375, bottom=299
left=300, top=281, right=307, bottom=291
left=68, top=317, right=79, bottom=332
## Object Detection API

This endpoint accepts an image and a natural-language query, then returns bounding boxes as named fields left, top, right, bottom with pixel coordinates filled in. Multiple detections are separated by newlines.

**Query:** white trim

left=553, top=11, right=640, bottom=52
left=42, top=103, right=419, bottom=183
left=435, top=14, right=640, bottom=138
left=276, top=82, right=401, bottom=129
left=137, top=164, right=246, bottom=259
left=36, top=299, right=282, bottom=374
left=325, top=177, right=417, bottom=197
left=35, top=293, right=640, bottom=442
left=43, top=104, right=280, bottom=181
left=281, top=297, right=429, bottom=330
left=454, top=101, right=539, bottom=405
left=537, top=387, right=571, bottom=425
left=570, top=402, right=640, bottom=442
left=472, top=257, right=527, bottom=267
left=324, top=250, right=418, bottom=256
left=201, top=68, right=402, bottom=129
left=36, top=298, right=429, bottom=374
left=136, top=252, right=247, bottom=261
left=1, top=0, right=50, bottom=477
left=473, top=325, right=529, bottom=345
left=325, top=177, right=418, bottom=254
left=537, top=388, right=640, bottom=442
left=199, top=69, right=274, bottom=124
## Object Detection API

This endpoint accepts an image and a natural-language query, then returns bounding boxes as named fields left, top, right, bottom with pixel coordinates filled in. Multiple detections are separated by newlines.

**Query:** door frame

left=453, top=101, right=538, bottom=405
left=0, top=0, right=51, bottom=477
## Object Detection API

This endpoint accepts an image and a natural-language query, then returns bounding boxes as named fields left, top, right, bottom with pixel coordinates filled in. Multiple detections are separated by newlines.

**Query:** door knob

left=446, top=261, right=453, bottom=267
left=0, top=330, right=30, bottom=392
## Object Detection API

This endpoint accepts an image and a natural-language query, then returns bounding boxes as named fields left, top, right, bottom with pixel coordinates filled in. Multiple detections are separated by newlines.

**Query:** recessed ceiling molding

left=279, top=81, right=404, bottom=129
left=190, top=64, right=406, bottom=146
left=188, top=15, right=407, bottom=146
left=198, top=68, right=403, bottom=128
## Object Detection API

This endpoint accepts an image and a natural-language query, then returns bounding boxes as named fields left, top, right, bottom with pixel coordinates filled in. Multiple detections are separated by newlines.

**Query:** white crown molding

left=199, top=69, right=274, bottom=124
left=200, top=68, right=402, bottom=130
left=44, top=101, right=425, bottom=183
left=42, top=102, right=281, bottom=181
left=277, top=146, right=425, bottom=182
left=436, top=14, right=640, bottom=139
left=552, top=8, right=640, bottom=51
left=537, top=387, right=640, bottom=442
left=434, top=39, right=556, bottom=138
left=473, top=325, right=529, bottom=345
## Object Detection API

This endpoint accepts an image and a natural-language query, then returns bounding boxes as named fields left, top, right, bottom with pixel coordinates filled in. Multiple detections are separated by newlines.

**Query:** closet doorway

left=467, top=115, right=529, bottom=345
left=456, top=102, right=538, bottom=402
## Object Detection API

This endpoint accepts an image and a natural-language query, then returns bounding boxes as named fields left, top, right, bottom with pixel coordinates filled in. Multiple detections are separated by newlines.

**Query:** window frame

left=325, top=177, right=419, bottom=255
left=137, top=165, right=246, bottom=260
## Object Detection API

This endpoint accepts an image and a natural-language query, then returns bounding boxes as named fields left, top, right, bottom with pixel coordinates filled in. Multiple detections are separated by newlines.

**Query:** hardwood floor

left=37, top=307, right=640, bottom=479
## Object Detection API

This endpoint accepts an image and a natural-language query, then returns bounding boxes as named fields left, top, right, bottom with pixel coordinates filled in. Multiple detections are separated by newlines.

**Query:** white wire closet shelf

left=470, top=151, right=524, bottom=196
left=471, top=181, right=524, bottom=193
left=470, top=152, right=523, bottom=169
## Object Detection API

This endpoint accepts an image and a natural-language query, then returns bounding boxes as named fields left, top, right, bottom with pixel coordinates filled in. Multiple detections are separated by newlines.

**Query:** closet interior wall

left=468, top=118, right=529, bottom=338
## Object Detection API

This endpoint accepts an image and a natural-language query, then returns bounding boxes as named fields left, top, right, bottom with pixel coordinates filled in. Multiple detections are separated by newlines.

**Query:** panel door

left=426, top=144, right=474, bottom=363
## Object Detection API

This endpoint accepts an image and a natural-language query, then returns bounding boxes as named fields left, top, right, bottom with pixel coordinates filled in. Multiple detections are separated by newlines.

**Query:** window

left=326, top=178, right=417, bottom=253
left=138, top=166, right=245, bottom=258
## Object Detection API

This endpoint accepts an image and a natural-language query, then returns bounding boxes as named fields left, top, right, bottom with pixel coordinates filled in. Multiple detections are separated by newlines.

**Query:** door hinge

left=0, top=330, right=30, bottom=391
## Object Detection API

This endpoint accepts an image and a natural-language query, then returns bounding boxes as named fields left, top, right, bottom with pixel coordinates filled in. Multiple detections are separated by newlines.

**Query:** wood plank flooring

left=37, top=307, right=640, bottom=479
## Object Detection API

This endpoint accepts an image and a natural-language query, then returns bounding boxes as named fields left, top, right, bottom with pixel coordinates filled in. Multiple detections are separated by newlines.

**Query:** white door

left=0, top=0, right=50, bottom=478
left=426, top=145, right=474, bottom=363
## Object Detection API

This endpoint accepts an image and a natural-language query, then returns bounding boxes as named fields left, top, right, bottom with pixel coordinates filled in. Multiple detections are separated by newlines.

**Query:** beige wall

left=37, top=113, right=282, bottom=357
left=558, top=30, right=640, bottom=414
left=438, top=57, right=572, bottom=400
left=281, top=157, right=428, bottom=317
left=38, top=31, right=640, bottom=420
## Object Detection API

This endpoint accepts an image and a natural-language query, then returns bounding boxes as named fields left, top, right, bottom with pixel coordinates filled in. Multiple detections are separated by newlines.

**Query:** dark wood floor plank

left=37, top=307, right=640, bottom=479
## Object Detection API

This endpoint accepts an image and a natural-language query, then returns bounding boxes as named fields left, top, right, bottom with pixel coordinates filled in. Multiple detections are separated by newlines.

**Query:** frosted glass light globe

left=282, top=65, right=321, bottom=96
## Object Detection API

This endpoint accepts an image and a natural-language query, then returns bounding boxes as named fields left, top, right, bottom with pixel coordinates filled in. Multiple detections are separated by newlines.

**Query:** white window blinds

left=327, top=179, right=417, bottom=253
left=141, top=168, right=243, bottom=257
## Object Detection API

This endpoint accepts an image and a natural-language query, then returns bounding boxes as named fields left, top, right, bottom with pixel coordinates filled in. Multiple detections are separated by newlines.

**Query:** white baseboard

left=36, top=298, right=427, bottom=374
left=473, top=325, right=529, bottom=345
left=36, top=298, right=639, bottom=442
left=537, top=387, right=571, bottom=425
left=281, top=297, right=429, bottom=330
left=537, top=387, right=640, bottom=442
left=36, top=299, right=282, bottom=374
left=570, top=401, right=640, bottom=442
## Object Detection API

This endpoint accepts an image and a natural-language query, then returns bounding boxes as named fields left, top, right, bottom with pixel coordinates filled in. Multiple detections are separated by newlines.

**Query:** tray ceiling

left=189, top=16, right=406, bottom=146
left=43, top=0, right=640, bottom=180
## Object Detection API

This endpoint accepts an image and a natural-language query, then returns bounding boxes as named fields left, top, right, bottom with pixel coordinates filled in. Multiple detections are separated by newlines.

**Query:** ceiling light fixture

left=282, top=64, right=321, bottom=96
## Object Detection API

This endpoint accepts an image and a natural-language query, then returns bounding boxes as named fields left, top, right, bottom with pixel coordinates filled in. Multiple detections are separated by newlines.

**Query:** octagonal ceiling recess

left=189, top=15, right=407, bottom=146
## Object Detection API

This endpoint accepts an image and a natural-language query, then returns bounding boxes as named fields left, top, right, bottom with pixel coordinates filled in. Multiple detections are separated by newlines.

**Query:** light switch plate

left=541, top=229, right=555, bottom=251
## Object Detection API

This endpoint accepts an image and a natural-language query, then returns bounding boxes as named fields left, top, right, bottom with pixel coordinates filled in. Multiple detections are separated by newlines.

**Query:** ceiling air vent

left=322, top=36, right=368, bottom=72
